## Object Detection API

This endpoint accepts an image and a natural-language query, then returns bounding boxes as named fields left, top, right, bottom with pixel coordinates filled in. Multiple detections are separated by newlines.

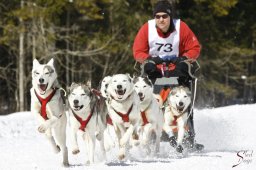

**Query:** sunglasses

left=155, top=14, right=169, bottom=19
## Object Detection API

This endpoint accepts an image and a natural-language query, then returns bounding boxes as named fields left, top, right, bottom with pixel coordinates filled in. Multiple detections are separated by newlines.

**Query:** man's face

left=155, top=12, right=171, bottom=33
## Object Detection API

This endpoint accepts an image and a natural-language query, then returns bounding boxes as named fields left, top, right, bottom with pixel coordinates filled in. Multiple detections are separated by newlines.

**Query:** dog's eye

left=176, top=95, right=179, bottom=97
left=135, top=85, right=138, bottom=88
left=45, top=72, right=50, bottom=75
left=71, top=93, right=76, bottom=96
left=34, top=72, right=39, bottom=75
left=123, top=80, right=127, bottom=82
left=184, top=95, right=187, bottom=98
left=113, top=80, right=117, bottom=82
left=81, top=94, right=86, bottom=96
left=143, top=85, right=146, bottom=88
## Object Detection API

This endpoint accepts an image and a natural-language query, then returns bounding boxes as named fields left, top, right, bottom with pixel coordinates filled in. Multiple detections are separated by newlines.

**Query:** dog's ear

left=86, top=80, right=91, bottom=88
left=132, top=72, right=138, bottom=79
left=47, top=58, right=54, bottom=67
left=33, top=59, right=40, bottom=68
left=170, top=88, right=177, bottom=96
left=126, top=73, right=132, bottom=82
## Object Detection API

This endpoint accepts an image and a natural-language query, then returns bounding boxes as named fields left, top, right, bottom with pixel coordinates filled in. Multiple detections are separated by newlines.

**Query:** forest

left=0, top=0, right=255, bottom=114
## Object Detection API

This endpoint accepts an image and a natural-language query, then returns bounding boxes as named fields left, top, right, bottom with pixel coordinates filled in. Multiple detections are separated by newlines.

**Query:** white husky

left=106, top=74, right=141, bottom=160
left=30, top=58, right=69, bottom=166
left=163, top=86, right=191, bottom=153
left=67, top=82, right=106, bottom=165
left=133, top=76, right=164, bottom=154
left=99, top=76, right=117, bottom=151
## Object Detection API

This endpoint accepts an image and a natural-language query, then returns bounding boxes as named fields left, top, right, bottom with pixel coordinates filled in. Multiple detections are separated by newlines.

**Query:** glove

left=161, top=55, right=177, bottom=62
left=147, top=56, right=162, bottom=64
left=173, top=56, right=187, bottom=64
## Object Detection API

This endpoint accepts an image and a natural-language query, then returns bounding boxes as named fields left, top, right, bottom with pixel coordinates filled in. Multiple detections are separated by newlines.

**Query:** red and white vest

left=148, top=19, right=180, bottom=58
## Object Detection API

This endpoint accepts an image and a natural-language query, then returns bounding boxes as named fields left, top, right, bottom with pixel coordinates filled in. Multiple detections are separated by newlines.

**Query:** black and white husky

left=133, top=75, right=164, bottom=155
left=67, top=82, right=107, bottom=165
left=30, top=58, right=69, bottom=166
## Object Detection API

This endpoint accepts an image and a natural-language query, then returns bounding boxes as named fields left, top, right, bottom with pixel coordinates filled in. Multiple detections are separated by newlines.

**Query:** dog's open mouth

left=176, top=105, right=185, bottom=112
left=73, top=105, right=84, bottom=111
left=139, top=96, right=145, bottom=101
left=38, top=84, right=48, bottom=92
left=115, top=89, right=126, bottom=99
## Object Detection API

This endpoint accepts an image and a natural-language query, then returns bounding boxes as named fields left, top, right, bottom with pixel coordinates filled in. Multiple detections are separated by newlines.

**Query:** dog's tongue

left=39, top=84, right=47, bottom=91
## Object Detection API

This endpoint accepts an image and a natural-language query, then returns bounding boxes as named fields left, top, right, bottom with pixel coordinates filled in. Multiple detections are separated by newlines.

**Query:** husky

left=30, top=58, right=69, bottom=166
left=100, top=76, right=112, bottom=98
left=163, top=86, right=192, bottom=153
left=106, top=74, right=141, bottom=160
left=99, top=75, right=117, bottom=151
left=133, top=75, right=164, bottom=155
left=67, top=82, right=107, bottom=165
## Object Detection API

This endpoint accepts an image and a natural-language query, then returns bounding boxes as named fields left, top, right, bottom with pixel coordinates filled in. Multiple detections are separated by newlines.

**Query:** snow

left=0, top=104, right=256, bottom=170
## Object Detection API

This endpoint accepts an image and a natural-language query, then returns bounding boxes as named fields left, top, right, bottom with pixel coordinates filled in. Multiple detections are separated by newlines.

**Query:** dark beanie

left=153, top=0, right=172, bottom=17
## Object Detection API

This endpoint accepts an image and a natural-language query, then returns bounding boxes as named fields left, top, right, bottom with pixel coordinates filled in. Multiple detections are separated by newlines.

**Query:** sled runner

left=134, top=59, right=204, bottom=153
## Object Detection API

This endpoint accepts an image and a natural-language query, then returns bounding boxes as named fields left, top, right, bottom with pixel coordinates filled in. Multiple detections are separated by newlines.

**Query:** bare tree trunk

left=18, top=0, right=25, bottom=111
left=65, top=7, right=70, bottom=88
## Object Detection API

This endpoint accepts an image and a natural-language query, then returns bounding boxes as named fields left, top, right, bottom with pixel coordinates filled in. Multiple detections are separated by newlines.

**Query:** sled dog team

left=30, top=58, right=193, bottom=166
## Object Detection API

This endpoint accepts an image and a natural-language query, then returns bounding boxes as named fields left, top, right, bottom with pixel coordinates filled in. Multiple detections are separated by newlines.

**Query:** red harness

left=112, top=104, right=133, bottom=122
left=73, top=111, right=93, bottom=132
left=140, top=111, right=149, bottom=126
left=34, top=89, right=56, bottom=120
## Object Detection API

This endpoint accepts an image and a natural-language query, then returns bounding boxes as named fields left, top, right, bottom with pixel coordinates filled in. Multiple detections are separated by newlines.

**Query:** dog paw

left=62, top=162, right=69, bottom=167
left=176, top=145, right=183, bottom=153
left=53, top=145, right=61, bottom=153
left=118, top=154, right=125, bottom=160
left=38, top=124, right=47, bottom=133
left=85, top=160, right=90, bottom=166
left=72, top=149, right=80, bottom=155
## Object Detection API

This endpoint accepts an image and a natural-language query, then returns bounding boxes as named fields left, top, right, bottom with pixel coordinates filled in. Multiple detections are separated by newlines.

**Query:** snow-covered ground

left=0, top=104, right=256, bottom=170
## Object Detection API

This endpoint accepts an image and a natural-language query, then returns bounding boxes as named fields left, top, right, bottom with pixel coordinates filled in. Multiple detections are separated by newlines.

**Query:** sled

left=134, top=60, right=204, bottom=152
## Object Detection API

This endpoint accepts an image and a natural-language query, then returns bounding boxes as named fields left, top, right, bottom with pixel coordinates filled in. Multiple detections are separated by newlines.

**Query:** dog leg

left=83, top=132, right=95, bottom=165
left=120, top=124, right=134, bottom=147
left=53, top=119, right=69, bottom=166
left=46, top=135, right=61, bottom=153
left=154, top=127, right=162, bottom=154
left=71, top=128, right=80, bottom=154
left=142, top=123, right=153, bottom=146
left=99, top=134, right=106, bottom=161
left=176, top=118, right=185, bottom=153
left=38, top=116, right=58, bottom=133
left=104, top=126, right=115, bottom=151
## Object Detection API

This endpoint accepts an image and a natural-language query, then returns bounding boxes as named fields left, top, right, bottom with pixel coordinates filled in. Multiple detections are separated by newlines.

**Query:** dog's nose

left=138, top=92, right=143, bottom=97
left=117, top=85, right=122, bottom=89
left=39, top=78, right=44, bottom=84
left=73, top=100, right=79, bottom=105
left=179, top=101, right=184, bottom=106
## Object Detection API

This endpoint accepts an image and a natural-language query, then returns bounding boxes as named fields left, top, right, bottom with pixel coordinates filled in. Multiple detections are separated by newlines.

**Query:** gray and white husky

left=30, top=58, right=69, bottom=166
left=133, top=75, right=164, bottom=155
left=67, top=82, right=107, bottom=165
left=163, top=86, right=192, bottom=153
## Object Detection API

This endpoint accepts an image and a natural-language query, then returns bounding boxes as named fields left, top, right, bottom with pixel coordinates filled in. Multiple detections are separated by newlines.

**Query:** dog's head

left=107, top=74, right=133, bottom=101
left=100, top=76, right=112, bottom=98
left=68, top=83, right=92, bottom=112
left=133, top=75, right=153, bottom=101
left=167, top=86, right=191, bottom=113
left=32, top=58, right=58, bottom=94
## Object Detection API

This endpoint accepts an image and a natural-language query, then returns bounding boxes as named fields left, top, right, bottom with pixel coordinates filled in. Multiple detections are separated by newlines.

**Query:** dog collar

left=34, top=89, right=57, bottom=120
